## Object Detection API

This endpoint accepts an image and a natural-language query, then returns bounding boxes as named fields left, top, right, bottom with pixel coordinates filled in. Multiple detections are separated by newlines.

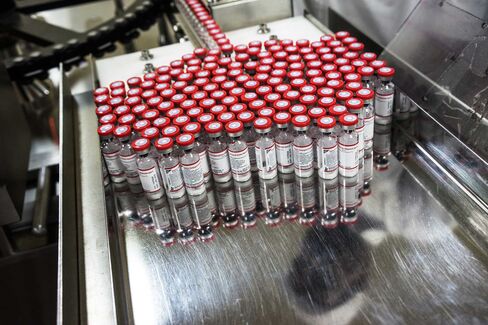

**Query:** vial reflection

left=234, top=178, right=257, bottom=228
left=149, top=197, right=176, bottom=246
left=259, top=175, right=283, bottom=225
left=318, top=177, right=340, bottom=227
left=215, top=180, right=239, bottom=228
left=188, top=191, right=214, bottom=242
left=168, top=194, right=194, bottom=244
left=278, top=172, right=298, bottom=220
left=295, top=174, right=317, bottom=225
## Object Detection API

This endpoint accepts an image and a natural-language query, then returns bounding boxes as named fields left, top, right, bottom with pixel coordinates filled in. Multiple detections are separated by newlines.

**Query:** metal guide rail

left=59, top=15, right=488, bottom=325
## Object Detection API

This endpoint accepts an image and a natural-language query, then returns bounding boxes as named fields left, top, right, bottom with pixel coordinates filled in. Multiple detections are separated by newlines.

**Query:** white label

left=364, top=115, right=374, bottom=142
left=138, top=166, right=162, bottom=193
left=276, top=142, right=293, bottom=167
left=375, top=93, right=394, bottom=117
left=356, top=125, right=365, bottom=159
left=339, top=141, right=359, bottom=177
left=228, top=147, right=251, bottom=178
left=181, top=160, right=204, bottom=190
left=255, top=143, right=277, bottom=173
left=119, top=153, right=138, bottom=173
left=160, top=163, right=184, bottom=194
left=103, top=151, right=124, bottom=176
left=208, top=149, right=231, bottom=176
left=198, top=150, right=211, bottom=177
left=247, top=140, right=257, bottom=167
left=317, top=144, right=338, bottom=179
left=293, top=143, right=313, bottom=170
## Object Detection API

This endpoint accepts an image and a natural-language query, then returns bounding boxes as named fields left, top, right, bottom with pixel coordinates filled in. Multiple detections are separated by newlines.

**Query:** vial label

left=261, top=183, right=281, bottom=209
left=103, top=151, right=124, bottom=176
left=160, top=164, right=184, bottom=194
left=217, top=190, right=237, bottom=213
left=339, top=141, right=359, bottom=177
left=119, top=153, right=138, bottom=173
left=236, top=187, right=256, bottom=213
left=364, top=115, right=374, bottom=142
left=181, top=160, right=204, bottom=190
left=228, top=147, right=251, bottom=177
left=198, top=151, right=211, bottom=177
left=247, top=140, right=257, bottom=167
left=375, top=93, right=394, bottom=117
left=255, top=144, right=277, bottom=173
left=276, top=142, right=293, bottom=167
left=152, top=205, right=172, bottom=230
left=326, top=185, right=340, bottom=210
left=174, top=203, right=193, bottom=228
left=317, top=145, right=338, bottom=179
left=339, top=182, right=358, bottom=208
left=356, top=125, right=365, bottom=159
left=293, top=143, right=313, bottom=170
left=208, top=149, right=231, bottom=176
left=138, top=166, right=162, bottom=193
left=296, top=184, right=315, bottom=209
left=190, top=199, right=212, bottom=226
left=280, top=181, right=296, bottom=205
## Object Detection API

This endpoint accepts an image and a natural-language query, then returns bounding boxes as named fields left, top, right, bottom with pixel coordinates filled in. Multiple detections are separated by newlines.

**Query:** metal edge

left=304, top=11, right=333, bottom=34
left=173, top=11, right=206, bottom=48
left=57, top=63, right=80, bottom=325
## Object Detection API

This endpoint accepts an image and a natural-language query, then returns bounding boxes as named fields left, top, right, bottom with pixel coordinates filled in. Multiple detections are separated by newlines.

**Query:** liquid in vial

left=273, top=112, right=294, bottom=174
left=259, top=176, right=282, bottom=225
left=114, top=125, right=141, bottom=184
left=215, top=180, right=239, bottom=228
left=98, top=124, right=126, bottom=183
left=182, top=122, right=211, bottom=182
left=339, top=174, right=359, bottom=224
left=131, top=137, right=165, bottom=200
left=225, top=120, right=252, bottom=182
left=292, top=115, right=314, bottom=178
left=374, top=67, right=395, bottom=125
left=295, top=174, right=317, bottom=224
left=205, top=122, right=232, bottom=183
left=338, top=114, right=359, bottom=178
left=238, top=111, right=259, bottom=172
left=278, top=172, right=298, bottom=219
left=316, top=116, right=339, bottom=180
left=168, top=194, right=194, bottom=244
left=149, top=197, right=176, bottom=246
left=234, top=178, right=257, bottom=228
left=177, top=133, right=207, bottom=195
left=188, top=191, right=214, bottom=241
left=155, top=137, right=186, bottom=199
left=318, top=177, right=340, bottom=227
left=253, top=117, right=278, bottom=179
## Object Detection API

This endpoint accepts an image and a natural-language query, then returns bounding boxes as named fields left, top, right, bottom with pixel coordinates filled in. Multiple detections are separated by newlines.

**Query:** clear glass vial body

left=136, top=151, right=165, bottom=200
left=179, top=145, right=206, bottom=196
left=101, top=135, right=126, bottom=183
left=293, top=128, right=314, bottom=177
left=208, top=133, right=232, bottom=183
left=255, top=130, right=278, bottom=179
left=118, top=137, right=140, bottom=184
left=338, top=125, right=359, bottom=177
left=274, top=125, right=294, bottom=174
left=158, top=150, right=186, bottom=199
left=317, top=128, right=338, bottom=179
left=242, top=124, right=260, bottom=171
left=374, top=77, right=395, bottom=125
left=228, top=134, right=252, bottom=182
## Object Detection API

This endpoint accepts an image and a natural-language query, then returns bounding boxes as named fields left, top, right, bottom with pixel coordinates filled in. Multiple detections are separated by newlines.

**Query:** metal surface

left=208, top=0, right=292, bottom=32
left=32, top=166, right=51, bottom=235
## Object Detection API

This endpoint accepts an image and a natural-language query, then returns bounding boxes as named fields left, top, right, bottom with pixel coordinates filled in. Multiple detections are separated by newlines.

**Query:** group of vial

left=94, top=32, right=396, bottom=245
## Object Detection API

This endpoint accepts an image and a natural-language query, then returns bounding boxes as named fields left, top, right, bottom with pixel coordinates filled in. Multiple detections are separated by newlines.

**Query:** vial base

left=264, top=209, right=282, bottom=225
left=142, top=215, right=154, bottom=229
left=197, top=224, right=214, bottom=242
left=211, top=212, right=221, bottom=227
left=284, top=204, right=298, bottom=220
left=255, top=201, right=266, bottom=217
left=178, top=227, right=195, bottom=244
left=341, top=208, right=358, bottom=224
left=374, top=155, right=390, bottom=171
left=239, top=211, right=257, bottom=228
left=158, top=229, right=176, bottom=247
left=298, top=208, right=316, bottom=225
left=362, top=181, right=372, bottom=196
left=222, top=212, right=239, bottom=228
left=320, top=211, right=339, bottom=228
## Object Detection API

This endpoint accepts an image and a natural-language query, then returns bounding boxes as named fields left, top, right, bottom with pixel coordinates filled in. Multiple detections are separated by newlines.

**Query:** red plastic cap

left=205, top=121, right=224, bottom=134
left=253, top=117, right=272, bottom=130
left=258, top=108, right=275, bottom=118
left=133, top=119, right=150, bottom=132
left=289, top=104, right=307, bottom=115
left=142, top=109, right=159, bottom=121
left=336, top=90, right=354, bottom=102
left=318, top=97, right=336, bottom=108
left=187, top=107, right=204, bottom=119
left=96, top=105, right=112, bottom=116
left=300, top=94, right=317, bottom=106
left=182, top=122, right=202, bottom=134
left=131, top=138, right=151, bottom=151
left=210, top=104, right=227, bottom=115
left=197, top=113, right=214, bottom=125
left=225, top=120, right=244, bottom=134
left=249, top=99, right=266, bottom=111
left=109, top=80, right=125, bottom=90
left=97, top=123, right=115, bottom=136
left=162, top=125, right=180, bottom=138
left=273, top=111, right=291, bottom=125
left=356, top=88, right=374, bottom=100
left=173, top=115, right=191, bottom=127
left=114, top=125, right=131, bottom=138
left=358, top=66, right=375, bottom=77
left=237, top=111, right=255, bottom=123
left=292, top=114, right=311, bottom=127
left=118, top=113, right=136, bottom=126
left=370, top=60, right=386, bottom=70
left=153, top=117, right=170, bottom=129
left=154, top=137, right=174, bottom=151
left=217, top=112, right=235, bottom=123
left=141, top=127, right=159, bottom=140
left=176, top=133, right=195, bottom=147
left=335, top=31, right=350, bottom=39
left=166, top=108, right=184, bottom=119
left=339, top=113, right=358, bottom=126
left=317, top=116, right=336, bottom=129
left=329, top=105, right=348, bottom=117
left=99, top=114, right=116, bottom=125
left=308, top=107, right=326, bottom=119
left=377, top=66, right=395, bottom=77
left=345, top=82, right=362, bottom=92
left=93, top=87, right=109, bottom=97
left=345, top=98, right=364, bottom=110
left=360, top=52, right=377, bottom=62
left=273, top=99, right=291, bottom=111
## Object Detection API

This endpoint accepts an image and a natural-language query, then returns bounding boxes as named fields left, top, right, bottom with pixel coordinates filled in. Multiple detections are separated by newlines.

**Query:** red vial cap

left=317, top=116, right=336, bottom=129
left=271, top=69, right=287, bottom=78
left=360, top=52, right=377, bottom=62
left=273, top=111, right=291, bottom=125
left=267, top=77, right=283, bottom=87
left=107, top=97, right=123, bottom=108
left=327, top=79, right=345, bottom=90
left=144, top=72, right=158, bottom=81
left=321, top=63, right=337, bottom=73
left=288, top=70, right=304, bottom=80
left=234, top=44, right=248, bottom=53
left=300, top=85, right=317, bottom=95
left=127, top=87, right=143, bottom=97
left=156, top=74, right=171, bottom=84
left=321, top=53, right=336, bottom=63
left=357, top=66, right=375, bottom=77
left=235, top=53, right=250, bottom=63
left=290, top=78, right=306, bottom=89
left=96, top=105, right=112, bottom=116
left=273, top=99, right=291, bottom=111
left=244, top=80, right=260, bottom=91
left=109, top=80, right=125, bottom=90
left=296, top=39, right=310, bottom=48
left=306, top=69, right=323, bottom=79
left=342, top=36, right=357, bottom=45
left=182, top=53, right=195, bottom=62
left=197, top=113, right=215, bottom=125
left=320, top=34, right=334, bottom=43
left=253, top=117, right=272, bottom=130
left=345, top=82, right=362, bottom=92
left=370, top=60, right=386, bottom=70
left=318, top=87, right=335, bottom=97
left=162, top=125, right=180, bottom=138
left=292, top=114, right=311, bottom=128
left=114, top=125, right=131, bottom=138
left=205, top=121, right=224, bottom=134
left=176, top=133, right=195, bottom=147
left=170, top=59, right=184, bottom=69
left=220, top=95, right=236, bottom=107
left=97, top=123, right=114, bottom=136
left=346, top=98, right=364, bottom=110
left=249, top=40, right=262, bottom=48
left=333, top=46, right=348, bottom=56
left=338, top=64, right=354, bottom=74
left=264, top=93, right=281, bottom=104
left=284, top=90, right=300, bottom=102
left=318, top=96, right=336, bottom=108
left=275, top=84, right=291, bottom=94
left=349, top=42, right=365, bottom=52
left=308, top=107, right=326, bottom=119
left=141, top=126, right=159, bottom=140
left=114, top=105, right=130, bottom=116
left=377, top=66, right=395, bottom=77
left=99, top=114, right=116, bottom=125
left=186, top=107, right=203, bottom=119
left=336, top=90, right=354, bottom=102
left=93, top=87, right=109, bottom=97
left=300, top=94, right=318, bottom=106
left=254, top=73, right=269, bottom=84
left=173, top=115, right=191, bottom=127
left=218, top=56, right=232, bottom=67
left=210, top=104, right=227, bottom=116
left=228, top=103, right=246, bottom=114
left=329, top=105, right=348, bottom=117
left=229, top=87, right=245, bottom=97
left=199, top=98, right=217, bottom=110
left=344, top=51, right=360, bottom=60
left=311, top=76, right=327, bottom=88
left=153, top=116, right=171, bottom=129
left=131, top=138, right=151, bottom=151
left=192, top=90, right=208, bottom=101
left=339, top=113, right=358, bottom=126
left=327, top=40, right=342, bottom=49
left=237, top=111, right=255, bottom=124
left=241, top=92, right=258, bottom=103
left=173, top=81, right=188, bottom=91
left=221, top=80, right=237, bottom=91
left=249, top=99, right=266, bottom=111
left=194, top=47, right=208, bottom=58
left=156, top=65, right=170, bottom=74
left=125, top=96, right=142, bottom=107
left=356, top=88, right=374, bottom=100
left=166, top=108, right=184, bottom=119
left=154, top=137, right=174, bottom=151
left=344, top=72, right=361, bottom=83
left=157, top=101, right=174, bottom=113
left=256, top=85, right=272, bottom=96
left=140, top=80, right=156, bottom=90
left=247, top=47, right=260, bottom=58
left=118, top=113, right=135, bottom=126
left=289, top=104, right=307, bottom=115
left=182, top=122, right=202, bottom=135
left=234, top=73, right=250, bottom=84
left=258, top=107, right=275, bottom=118
left=133, top=119, right=150, bottom=132
left=217, top=112, right=235, bottom=124
left=325, top=71, right=342, bottom=80
left=225, top=120, right=244, bottom=135
left=335, top=31, right=350, bottom=39
left=111, top=88, right=126, bottom=98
